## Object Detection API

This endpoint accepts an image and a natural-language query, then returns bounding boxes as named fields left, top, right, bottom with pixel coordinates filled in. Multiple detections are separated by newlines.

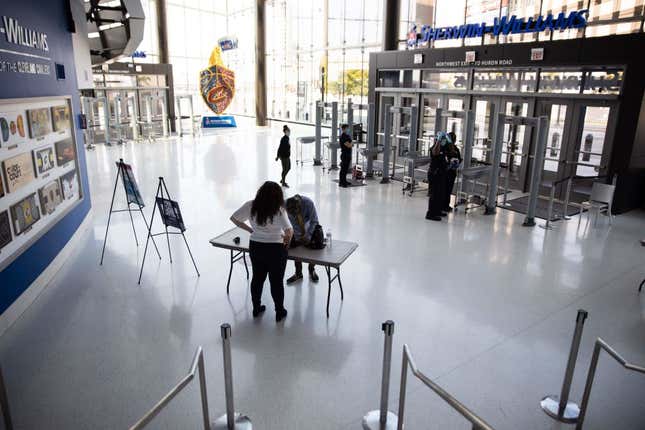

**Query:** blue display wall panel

left=0, top=0, right=92, bottom=314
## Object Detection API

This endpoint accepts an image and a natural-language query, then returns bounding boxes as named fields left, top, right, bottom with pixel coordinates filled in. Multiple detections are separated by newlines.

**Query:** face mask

left=286, top=131, right=290, bottom=136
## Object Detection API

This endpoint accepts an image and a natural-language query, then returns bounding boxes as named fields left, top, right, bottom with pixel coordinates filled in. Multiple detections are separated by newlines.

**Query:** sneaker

left=309, top=269, right=319, bottom=282
left=286, top=273, right=303, bottom=284
left=276, top=308, right=288, bottom=322
left=425, top=214, right=442, bottom=221
left=252, top=305, right=266, bottom=318
left=444, top=206, right=453, bottom=212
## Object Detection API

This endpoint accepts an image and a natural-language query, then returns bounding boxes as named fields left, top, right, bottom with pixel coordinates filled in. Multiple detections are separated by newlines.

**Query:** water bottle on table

left=326, top=230, right=332, bottom=248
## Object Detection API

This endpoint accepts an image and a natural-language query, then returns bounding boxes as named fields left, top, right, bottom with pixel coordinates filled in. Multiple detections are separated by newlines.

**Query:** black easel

left=100, top=159, right=161, bottom=265
left=138, top=177, right=200, bottom=284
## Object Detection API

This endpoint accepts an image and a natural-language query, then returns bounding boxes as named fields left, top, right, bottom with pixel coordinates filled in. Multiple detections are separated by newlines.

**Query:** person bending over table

left=285, top=194, right=320, bottom=284
left=230, top=181, right=293, bottom=322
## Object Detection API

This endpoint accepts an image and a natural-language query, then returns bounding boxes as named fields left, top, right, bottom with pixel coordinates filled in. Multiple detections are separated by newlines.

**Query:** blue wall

left=0, top=0, right=91, bottom=314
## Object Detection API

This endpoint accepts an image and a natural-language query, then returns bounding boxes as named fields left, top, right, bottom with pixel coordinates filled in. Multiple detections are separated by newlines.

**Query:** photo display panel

left=0, top=111, right=27, bottom=147
left=0, top=97, right=84, bottom=270
left=119, top=162, right=144, bottom=208
left=156, top=197, right=186, bottom=232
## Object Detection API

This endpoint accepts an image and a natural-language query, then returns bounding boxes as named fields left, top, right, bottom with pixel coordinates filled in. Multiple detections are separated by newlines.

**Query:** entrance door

left=420, top=94, right=442, bottom=155
left=394, top=93, right=418, bottom=157
left=535, top=100, right=574, bottom=192
left=419, top=95, right=466, bottom=155
left=471, top=97, right=498, bottom=164
left=501, top=98, right=532, bottom=191
left=568, top=102, right=615, bottom=179
left=377, top=93, right=396, bottom=151
left=534, top=100, right=616, bottom=199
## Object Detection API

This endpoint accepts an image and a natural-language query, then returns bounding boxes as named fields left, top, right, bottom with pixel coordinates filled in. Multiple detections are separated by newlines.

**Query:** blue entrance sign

left=407, top=9, right=588, bottom=47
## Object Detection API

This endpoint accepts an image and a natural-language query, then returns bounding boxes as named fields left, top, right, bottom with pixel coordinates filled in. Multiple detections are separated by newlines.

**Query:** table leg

left=325, top=265, right=332, bottom=318
left=227, top=249, right=234, bottom=295
left=337, top=266, right=344, bottom=300
left=243, top=253, right=249, bottom=279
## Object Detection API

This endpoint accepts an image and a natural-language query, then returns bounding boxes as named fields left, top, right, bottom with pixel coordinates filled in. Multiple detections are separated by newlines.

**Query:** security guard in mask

left=426, top=132, right=450, bottom=221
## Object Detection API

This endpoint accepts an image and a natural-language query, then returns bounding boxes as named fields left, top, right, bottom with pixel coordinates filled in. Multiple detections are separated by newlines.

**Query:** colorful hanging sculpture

left=199, top=46, right=235, bottom=114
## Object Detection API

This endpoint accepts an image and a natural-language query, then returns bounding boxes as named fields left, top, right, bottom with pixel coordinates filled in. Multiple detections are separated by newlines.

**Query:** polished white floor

left=1, top=124, right=644, bottom=430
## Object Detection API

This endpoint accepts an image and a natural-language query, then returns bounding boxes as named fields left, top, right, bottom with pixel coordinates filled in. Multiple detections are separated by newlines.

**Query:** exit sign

left=531, top=48, right=544, bottom=61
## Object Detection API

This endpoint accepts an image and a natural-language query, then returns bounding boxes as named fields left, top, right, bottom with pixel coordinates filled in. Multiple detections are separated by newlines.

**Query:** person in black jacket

left=339, top=124, right=352, bottom=187
left=443, top=131, right=462, bottom=212
left=276, top=125, right=291, bottom=188
left=426, top=132, right=450, bottom=221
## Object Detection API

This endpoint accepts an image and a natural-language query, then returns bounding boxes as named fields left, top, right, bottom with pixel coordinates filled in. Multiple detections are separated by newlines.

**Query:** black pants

left=339, top=153, right=351, bottom=185
left=249, top=241, right=287, bottom=312
left=443, top=169, right=457, bottom=209
left=290, top=239, right=315, bottom=274
left=280, top=157, right=291, bottom=183
left=427, top=170, right=447, bottom=216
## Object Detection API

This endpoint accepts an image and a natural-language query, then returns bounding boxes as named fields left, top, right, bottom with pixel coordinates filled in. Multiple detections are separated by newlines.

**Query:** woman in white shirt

left=231, top=181, right=293, bottom=322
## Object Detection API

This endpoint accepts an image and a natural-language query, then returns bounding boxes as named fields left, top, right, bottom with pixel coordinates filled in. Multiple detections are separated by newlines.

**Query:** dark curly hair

left=251, top=181, right=285, bottom=226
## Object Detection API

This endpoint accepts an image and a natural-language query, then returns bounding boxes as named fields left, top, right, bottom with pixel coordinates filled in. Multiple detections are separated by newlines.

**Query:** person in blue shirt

left=285, top=194, right=320, bottom=284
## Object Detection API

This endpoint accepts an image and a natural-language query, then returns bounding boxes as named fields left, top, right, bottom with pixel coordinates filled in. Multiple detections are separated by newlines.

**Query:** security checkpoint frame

left=314, top=101, right=339, bottom=168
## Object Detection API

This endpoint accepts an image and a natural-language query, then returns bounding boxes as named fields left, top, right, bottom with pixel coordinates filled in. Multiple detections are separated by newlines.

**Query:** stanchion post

left=501, top=143, right=512, bottom=207
left=563, top=177, right=572, bottom=220
left=362, top=321, right=398, bottom=430
left=213, top=324, right=252, bottom=430
left=379, top=321, right=394, bottom=423
left=540, top=309, right=588, bottom=423
left=222, top=324, right=235, bottom=427
left=540, top=185, right=556, bottom=230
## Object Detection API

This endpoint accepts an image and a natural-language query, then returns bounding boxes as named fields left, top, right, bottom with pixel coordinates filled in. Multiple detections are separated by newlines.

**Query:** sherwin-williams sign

left=407, top=9, right=588, bottom=47
left=1, top=16, right=49, bottom=52
left=0, top=15, right=52, bottom=75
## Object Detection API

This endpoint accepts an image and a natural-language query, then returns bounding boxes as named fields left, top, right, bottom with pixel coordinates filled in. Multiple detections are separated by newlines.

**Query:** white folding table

left=210, top=227, right=358, bottom=317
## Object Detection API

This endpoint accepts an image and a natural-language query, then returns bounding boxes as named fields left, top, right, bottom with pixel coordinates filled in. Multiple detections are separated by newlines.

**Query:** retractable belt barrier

left=362, top=320, right=495, bottom=430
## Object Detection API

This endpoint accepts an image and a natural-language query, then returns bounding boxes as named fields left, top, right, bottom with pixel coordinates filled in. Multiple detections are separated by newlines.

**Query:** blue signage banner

left=407, top=9, right=588, bottom=47
left=202, top=115, right=237, bottom=128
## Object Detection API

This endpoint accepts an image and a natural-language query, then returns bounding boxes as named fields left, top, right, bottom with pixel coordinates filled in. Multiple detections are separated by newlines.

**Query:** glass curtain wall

left=165, top=0, right=256, bottom=115
left=127, top=0, right=642, bottom=121
left=266, top=0, right=392, bottom=125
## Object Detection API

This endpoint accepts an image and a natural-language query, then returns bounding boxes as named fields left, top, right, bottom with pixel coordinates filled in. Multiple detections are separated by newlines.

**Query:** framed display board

left=120, top=162, right=144, bottom=208
left=155, top=197, right=186, bottom=232
left=0, top=96, right=84, bottom=271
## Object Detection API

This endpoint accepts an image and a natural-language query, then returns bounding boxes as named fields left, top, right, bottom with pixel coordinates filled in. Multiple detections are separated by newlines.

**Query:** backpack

left=306, top=224, right=326, bottom=250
